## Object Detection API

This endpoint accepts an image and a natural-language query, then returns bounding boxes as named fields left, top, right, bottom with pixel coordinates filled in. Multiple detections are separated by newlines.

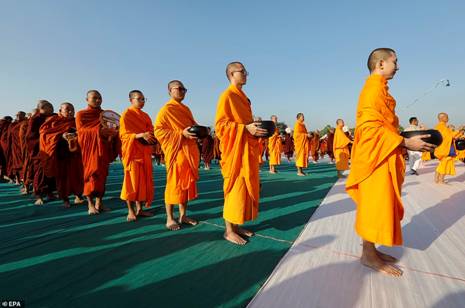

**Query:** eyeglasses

left=231, top=69, right=249, bottom=76
left=171, top=87, right=188, bottom=93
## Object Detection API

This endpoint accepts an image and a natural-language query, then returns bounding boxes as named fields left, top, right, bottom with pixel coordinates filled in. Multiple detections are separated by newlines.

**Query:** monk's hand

left=182, top=127, right=197, bottom=139
left=246, top=123, right=267, bottom=137
left=403, top=135, right=436, bottom=152
left=138, top=132, right=156, bottom=143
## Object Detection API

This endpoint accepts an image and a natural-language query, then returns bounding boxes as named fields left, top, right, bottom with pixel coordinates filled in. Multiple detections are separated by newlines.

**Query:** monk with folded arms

left=215, top=62, right=267, bottom=245
left=346, top=48, right=435, bottom=276
left=39, top=103, right=84, bottom=208
left=268, top=115, right=282, bottom=174
left=433, top=113, right=464, bottom=184
left=120, top=90, right=155, bottom=222
left=76, top=90, right=120, bottom=215
left=334, top=119, right=352, bottom=178
left=154, top=80, right=201, bottom=231
left=293, top=113, right=309, bottom=176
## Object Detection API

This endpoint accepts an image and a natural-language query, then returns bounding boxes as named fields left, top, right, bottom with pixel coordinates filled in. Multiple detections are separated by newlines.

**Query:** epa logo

left=1, top=301, right=24, bottom=307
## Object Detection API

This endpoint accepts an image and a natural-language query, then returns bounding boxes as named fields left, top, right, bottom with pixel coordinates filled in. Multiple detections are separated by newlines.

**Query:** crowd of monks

left=1, top=52, right=465, bottom=276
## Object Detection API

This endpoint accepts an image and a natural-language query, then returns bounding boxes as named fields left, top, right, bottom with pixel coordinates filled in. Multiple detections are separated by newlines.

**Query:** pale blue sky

left=1, top=0, right=464, bottom=130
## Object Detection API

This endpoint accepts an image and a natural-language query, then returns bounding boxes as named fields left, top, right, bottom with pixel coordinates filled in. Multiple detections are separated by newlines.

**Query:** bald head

left=59, top=102, right=75, bottom=118
left=37, top=100, right=53, bottom=115
left=226, top=62, right=244, bottom=80
left=168, top=80, right=184, bottom=91
left=336, top=119, right=345, bottom=127
left=367, top=48, right=396, bottom=73
left=438, top=112, right=449, bottom=123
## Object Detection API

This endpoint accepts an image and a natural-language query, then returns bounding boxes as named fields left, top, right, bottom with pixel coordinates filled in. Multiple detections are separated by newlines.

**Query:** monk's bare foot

left=74, top=196, right=85, bottom=204
left=63, top=201, right=71, bottom=208
left=236, top=226, right=255, bottom=238
left=166, top=219, right=181, bottom=231
left=179, top=216, right=198, bottom=226
left=95, top=204, right=111, bottom=212
left=34, top=198, right=44, bottom=206
left=127, top=213, right=137, bottom=222
left=224, top=231, right=247, bottom=245
left=88, top=206, right=99, bottom=215
left=297, top=172, right=306, bottom=176
left=20, top=187, right=29, bottom=195
left=376, top=250, right=399, bottom=263
left=269, top=170, right=277, bottom=174
left=361, top=253, right=403, bottom=277
left=136, top=210, right=154, bottom=217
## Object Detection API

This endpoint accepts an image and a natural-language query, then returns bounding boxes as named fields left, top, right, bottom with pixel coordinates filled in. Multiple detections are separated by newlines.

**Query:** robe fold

left=215, top=84, right=259, bottom=225
left=7, top=120, right=27, bottom=178
left=293, top=121, right=309, bottom=168
left=310, top=133, right=320, bottom=162
left=333, top=127, right=352, bottom=171
left=39, top=115, right=84, bottom=199
left=119, top=107, right=154, bottom=205
left=434, top=122, right=461, bottom=176
left=154, top=99, right=199, bottom=205
left=76, top=106, right=119, bottom=197
left=201, top=135, right=214, bottom=165
left=283, top=133, right=294, bottom=159
left=346, top=74, right=405, bottom=247
left=268, top=128, right=282, bottom=166
left=0, top=121, right=11, bottom=177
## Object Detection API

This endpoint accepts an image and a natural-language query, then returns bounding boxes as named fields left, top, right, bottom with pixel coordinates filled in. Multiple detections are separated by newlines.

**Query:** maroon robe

left=201, top=135, right=214, bottom=164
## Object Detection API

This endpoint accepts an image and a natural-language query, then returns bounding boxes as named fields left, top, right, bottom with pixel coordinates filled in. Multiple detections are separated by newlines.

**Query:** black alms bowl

left=188, top=125, right=209, bottom=139
left=256, top=120, right=276, bottom=138
left=400, top=129, right=443, bottom=146
left=455, top=139, right=465, bottom=151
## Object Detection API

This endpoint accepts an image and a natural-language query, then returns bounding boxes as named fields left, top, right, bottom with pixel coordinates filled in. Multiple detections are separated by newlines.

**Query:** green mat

left=0, top=160, right=337, bottom=308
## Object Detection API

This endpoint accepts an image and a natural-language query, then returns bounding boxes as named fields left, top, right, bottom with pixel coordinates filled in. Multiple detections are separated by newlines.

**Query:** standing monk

left=334, top=119, right=352, bottom=178
left=39, top=103, right=84, bottom=208
left=326, top=127, right=335, bottom=163
left=120, top=90, right=155, bottom=221
left=433, top=113, right=464, bottom=184
left=20, top=110, right=38, bottom=194
left=6, top=111, right=27, bottom=184
left=268, top=115, right=282, bottom=173
left=310, top=130, right=320, bottom=163
left=27, top=101, right=55, bottom=205
left=293, top=113, right=309, bottom=176
left=201, top=127, right=214, bottom=170
left=76, top=90, right=120, bottom=215
left=154, top=80, right=200, bottom=231
left=283, top=127, right=294, bottom=162
left=215, top=62, right=267, bottom=245
left=346, top=48, right=435, bottom=276
left=0, top=116, right=13, bottom=180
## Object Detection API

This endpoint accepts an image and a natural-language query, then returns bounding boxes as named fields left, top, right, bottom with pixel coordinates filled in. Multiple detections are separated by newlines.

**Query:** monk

left=213, top=133, right=221, bottom=163
left=346, top=48, right=435, bottom=276
left=215, top=61, right=267, bottom=245
left=20, top=110, right=38, bottom=194
left=283, top=127, right=294, bottom=162
left=310, top=130, right=320, bottom=164
left=201, top=127, right=214, bottom=170
left=293, top=113, right=309, bottom=176
left=6, top=111, right=27, bottom=184
left=120, top=90, right=155, bottom=221
left=326, top=127, right=335, bottom=163
left=154, top=80, right=201, bottom=231
left=433, top=113, right=464, bottom=184
left=27, top=101, right=56, bottom=205
left=39, top=103, right=85, bottom=207
left=0, top=116, right=13, bottom=180
left=76, top=90, right=120, bottom=215
left=254, top=116, right=266, bottom=167
left=334, top=119, right=352, bottom=178
left=268, top=115, right=282, bottom=173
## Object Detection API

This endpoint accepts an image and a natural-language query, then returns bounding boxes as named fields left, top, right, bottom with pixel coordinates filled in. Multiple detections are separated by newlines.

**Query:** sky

left=1, top=0, right=464, bottom=130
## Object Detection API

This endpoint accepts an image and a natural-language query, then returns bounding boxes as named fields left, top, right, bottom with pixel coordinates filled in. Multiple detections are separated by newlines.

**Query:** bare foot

left=376, top=250, right=399, bottom=263
left=179, top=216, right=198, bottom=226
left=224, top=231, right=247, bottom=245
left=136, top=210, right=154, bottom=217
left=269, top=170, right=277, bottom=174
left=166, top=219, right=181, bottom=231
left=20, top=188, right=29, bottom=195
left=74, top=196, right=85, bottom=204
left=127, top=213, right=137, bottom=222
left=361, top=253, right=403, bottom=276
left=63, top=201, right=71, bottom=208
left=34, top=198, right=44, bottom=205
left=297, top=172, right=306, bottom=176
left=236, top=226, right=255, bottom=238
left=88, top=206, right=99, bottom=215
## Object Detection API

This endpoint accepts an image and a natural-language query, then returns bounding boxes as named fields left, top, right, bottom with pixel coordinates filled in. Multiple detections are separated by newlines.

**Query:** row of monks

left=1, top=53, right=465, bottom=277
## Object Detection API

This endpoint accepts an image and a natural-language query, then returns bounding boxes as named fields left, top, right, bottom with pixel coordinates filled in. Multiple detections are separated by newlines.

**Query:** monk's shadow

left=432, top=291, right=465, bottom=308
left=400, top=189, right=465, bottom=251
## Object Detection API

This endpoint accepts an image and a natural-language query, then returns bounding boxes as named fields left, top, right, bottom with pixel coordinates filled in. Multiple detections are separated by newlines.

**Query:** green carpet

left=0, top=160, right=338, bottom=308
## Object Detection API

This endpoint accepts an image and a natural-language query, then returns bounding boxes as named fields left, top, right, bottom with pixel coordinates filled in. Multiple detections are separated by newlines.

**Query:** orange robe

left=119, top=107, right=154, bottom=205
left=154, top=99, right=200, bottom=205
left=268, top=128, right=282, bottom=166
left=258, top=138, right=266, bottom=165
left=434, top=122, right=462, bottom=175
left=76, top=106, right=120, bottom=197
left=215, top=84, right=259, bottom=225
left=346, top=74, right=405, bottom=247
left=293, top=121, right=309, bottom=168
left=39, top=115, right=84, bottom=199
left=333, top=127, right=351, bottom=171
left=421, top=151, right=431, bottom=161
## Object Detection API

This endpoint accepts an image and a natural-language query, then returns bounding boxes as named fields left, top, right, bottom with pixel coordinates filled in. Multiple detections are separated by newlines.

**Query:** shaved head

left=86, top=89, right=101, bottom=98
left=129, top=90, right=143, bottom=99
left=296, top=113, right=304, bottom=119
left=336, top=119, right=344, bottom=125
left=367, top=48, right=396, bottom=73
left=37, top=100, right=53, bottom=110
left=60, top=102, right=74, bottom=110
left=226, top=62, right=244, bottom=81
left=168, top=80, right=184, bottom=91
left=438, top=112, right=449, bottom=122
